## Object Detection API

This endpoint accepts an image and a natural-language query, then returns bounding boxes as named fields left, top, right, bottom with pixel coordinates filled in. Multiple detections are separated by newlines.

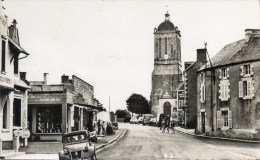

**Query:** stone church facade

left=150, top=12, right=182, bottom=118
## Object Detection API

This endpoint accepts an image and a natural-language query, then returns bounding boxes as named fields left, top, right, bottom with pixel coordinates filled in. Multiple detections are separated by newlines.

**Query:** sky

left=4, top=0, right=260, bottom=112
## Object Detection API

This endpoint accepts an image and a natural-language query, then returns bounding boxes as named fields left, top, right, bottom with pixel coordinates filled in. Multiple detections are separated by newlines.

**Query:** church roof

left=157, top=12, right=175, bottom=31
left=158, top=20, right=175, bottom=31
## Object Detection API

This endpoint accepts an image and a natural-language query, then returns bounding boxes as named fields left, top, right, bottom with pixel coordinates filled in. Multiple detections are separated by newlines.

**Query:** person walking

left=97, top=119, right=101, bottom=135
left=171, top=120, right=175, bottom=134
left=101, top=121, right=106, bottom=135
left=162, top=115, right=170, bottom=133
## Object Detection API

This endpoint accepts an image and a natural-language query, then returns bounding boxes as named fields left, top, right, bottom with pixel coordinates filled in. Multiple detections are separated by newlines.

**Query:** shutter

left=217, top=111, right=221, bottom=129
left=250, top=64, right=254, bottom=76
left=227, top=68, right=229, bottom=78
left=200, top=85, right=203, bottom=102
left=219, top=69, right=222, bottom=79
left=251, top=80, right=255, bottom=97
left=247, top=80, right=251, bottom=98
left=238, top=81, right=243, bottom=98
left=227, top=82, right=230, bottom=99
left=221, top=83, right=225, bottom=100
left=224, top=83, right=228, bottom=100
left=240, top=65, right=244, bottom=77
left=228, top=111, right=232, bottom=129
left=203, top=85, right=205, bottom=102
left=219, top=83, right=222, bottom=100
left=198, top=112, right=201, bottom=130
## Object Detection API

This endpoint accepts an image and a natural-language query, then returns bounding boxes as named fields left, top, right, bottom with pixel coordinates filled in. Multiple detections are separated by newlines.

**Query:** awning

left=8, top=37, right=29, bottom=55
left=73, top=99, right=105, bottom=111
left=0, top=85, right=15, bottom=91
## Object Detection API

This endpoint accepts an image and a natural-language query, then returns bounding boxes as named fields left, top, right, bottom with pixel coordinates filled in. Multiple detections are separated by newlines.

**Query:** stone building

left=28, top=74, right=104, bottom=142
left=150, top=12, right=182, bottom=118
left=0, top=1, right=30, bottom=153
left=197, top=29, right=260, bottom=140
left=183, top=48, right=207, bottom=129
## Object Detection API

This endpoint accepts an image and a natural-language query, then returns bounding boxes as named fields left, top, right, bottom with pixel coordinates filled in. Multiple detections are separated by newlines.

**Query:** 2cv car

left=58, top=130, right=97, bottom=160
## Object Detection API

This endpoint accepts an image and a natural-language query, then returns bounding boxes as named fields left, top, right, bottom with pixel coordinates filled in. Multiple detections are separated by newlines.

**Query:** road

left=97, top=123, right=260, bottom=160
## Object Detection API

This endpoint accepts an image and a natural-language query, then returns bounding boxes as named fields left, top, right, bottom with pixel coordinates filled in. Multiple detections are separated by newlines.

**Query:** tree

left=126, top=93, right=150, bottom=114
left=115, top=109, right=130, bottom=118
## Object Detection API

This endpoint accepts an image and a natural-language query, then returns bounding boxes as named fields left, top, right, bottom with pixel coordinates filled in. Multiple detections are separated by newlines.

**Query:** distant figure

left=171, top=120, right=175, bottom=134
left=101, top=121, right=106, bottom=135
left=97, top=119, right=101, bottom=135
left=106, top=122, right=115, bottom=135
left=162, top=115, right=170, bottom=133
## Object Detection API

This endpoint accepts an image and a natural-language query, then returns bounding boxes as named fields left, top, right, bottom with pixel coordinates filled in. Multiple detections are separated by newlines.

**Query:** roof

left=158, top=20, right=175, bottom=31
left=199, top=36, right=260, bottom=71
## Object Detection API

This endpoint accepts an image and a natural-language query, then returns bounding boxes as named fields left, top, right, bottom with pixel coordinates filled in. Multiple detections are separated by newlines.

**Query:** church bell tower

left=150, top=12, right=182, bottom=117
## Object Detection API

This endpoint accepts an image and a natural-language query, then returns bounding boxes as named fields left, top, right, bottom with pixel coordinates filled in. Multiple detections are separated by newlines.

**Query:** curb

left=96, top=129, right=127, bottom=152
left=175, top=128, right=260, bottom=143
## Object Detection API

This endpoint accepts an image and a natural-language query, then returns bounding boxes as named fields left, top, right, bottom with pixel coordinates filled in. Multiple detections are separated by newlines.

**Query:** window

left=222, top=68, right=227, bottom=78
left=200, top=72, right=205, bottom=103
left=244, top=65, right=250, bottom=75
left=3, top=100, right=8, bottom=129
left=165, top=38, right=167, bottom=54
left=171, top=44, right=173, bottom=58
left=1, top=40, right=6, bottom=72
left=219, top=81, right=230, bottom=101
left=158, top=38, right=161, bottom=58
left=222, top=111, right=228, bottom=127
left=217, top=110, right=232, bottom=129
left=240, top=64, right=253, bottom=77
left=13, top=98, right=21, bottom=127
left=239, top=79, right=254, bottom=99
left=36, top=106, right=62, bottom=133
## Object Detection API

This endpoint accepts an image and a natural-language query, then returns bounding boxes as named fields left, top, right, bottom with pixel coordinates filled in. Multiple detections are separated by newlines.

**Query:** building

left=183, top=48, right=207, bottom=129
left=0, top=0, right=30, bottom=153
left=150, top=12, right=182, bottom=118
left=28, top=74, right=104, bottom=142
left=197, top=29, right=260, bottom=140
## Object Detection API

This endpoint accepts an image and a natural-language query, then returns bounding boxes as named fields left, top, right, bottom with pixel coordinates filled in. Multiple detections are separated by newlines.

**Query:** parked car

left=142, top=114, right=155, bottom=125
left=58, top=130, right=97, bottom=160
left=130, top=117, right=138, bottom=124
left=138, top=117, right=143, bottom=124
left=148, top=118, right=157, bottom=126
left=124, top=116, right=131, bottom=123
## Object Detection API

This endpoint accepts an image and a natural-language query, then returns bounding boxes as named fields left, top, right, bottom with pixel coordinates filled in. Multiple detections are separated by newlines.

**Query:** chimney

left=245, top=29, right=260, bottom=43
left=20, top=72, right=26, bottom=80
left=44, top=73, right=48, bottom=84
left=61, top=74, right=69, bottom=84
left=197, top=48, right=207, bottom=62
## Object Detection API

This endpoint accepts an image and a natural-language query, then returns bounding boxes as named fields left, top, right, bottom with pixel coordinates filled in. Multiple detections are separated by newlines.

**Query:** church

left=150, top=12, right=182, bottom=118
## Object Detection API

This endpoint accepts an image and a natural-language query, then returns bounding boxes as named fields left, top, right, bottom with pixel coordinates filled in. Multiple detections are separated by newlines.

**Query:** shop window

left=1, top=40, right=6, bottom=72
left=13, top=98, right=21, bottom=127
left=72, top=107, right=80, bottom=131
left=2, top=100, right=8, bottom=129
left=36, top=106, right=62, bottom=133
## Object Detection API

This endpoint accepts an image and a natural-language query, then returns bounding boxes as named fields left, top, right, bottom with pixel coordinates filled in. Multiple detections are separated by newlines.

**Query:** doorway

left=163, top=102, right=171, bottom=116
left=201, top=112, right=205, bottom=134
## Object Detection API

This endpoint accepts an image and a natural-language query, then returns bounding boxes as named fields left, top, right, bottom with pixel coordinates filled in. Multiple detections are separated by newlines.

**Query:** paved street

left=98, top=123, right=260, bottom=160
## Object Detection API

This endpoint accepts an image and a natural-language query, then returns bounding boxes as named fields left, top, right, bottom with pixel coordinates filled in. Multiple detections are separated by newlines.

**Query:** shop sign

left=0, top=75, right=13, bottom=88
left=21, top=129, right=30, bottom=138
left=13, top=129, right=23, bottom=137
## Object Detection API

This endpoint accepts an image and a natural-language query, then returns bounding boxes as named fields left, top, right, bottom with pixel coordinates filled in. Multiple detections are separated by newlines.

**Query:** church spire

left=165, top=11, right=170, bottom=21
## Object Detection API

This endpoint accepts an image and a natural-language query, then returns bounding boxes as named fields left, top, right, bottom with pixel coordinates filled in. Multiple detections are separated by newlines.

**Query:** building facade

left=0, top=1, right=30, bottom=152
left=197, top=29, right=260, bottom=140
left=183, top=49, right=207, bottom=129
left=28, top=74, right=104, bottom=142
left=150, top=12, right=182, bottom=118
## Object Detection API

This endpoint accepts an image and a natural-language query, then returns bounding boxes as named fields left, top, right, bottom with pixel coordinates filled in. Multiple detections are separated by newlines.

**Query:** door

left=201, top=112, right=205, bottom=134
left=163, top=102, right=171, bottom=116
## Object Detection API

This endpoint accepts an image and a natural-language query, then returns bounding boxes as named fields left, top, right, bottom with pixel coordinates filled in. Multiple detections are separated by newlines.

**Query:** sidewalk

left=5, top=128, right=126, bottom=160
left=175, top=127, right=260, bottom=143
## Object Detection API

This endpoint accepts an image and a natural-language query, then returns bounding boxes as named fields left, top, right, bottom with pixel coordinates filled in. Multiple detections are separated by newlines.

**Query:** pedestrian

left=162, top=115, right=170, bottom=133
left=171, top=120, right=175, bottom=134
left=101, top=121, right=106, bottom=135
left=97, top=119, right=101, bottom=135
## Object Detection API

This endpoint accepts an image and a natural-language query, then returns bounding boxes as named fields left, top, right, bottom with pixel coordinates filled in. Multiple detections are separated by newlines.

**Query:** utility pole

left=204, top=42, right=215, bottom=135
left=109, top=96, right=111, bottom=121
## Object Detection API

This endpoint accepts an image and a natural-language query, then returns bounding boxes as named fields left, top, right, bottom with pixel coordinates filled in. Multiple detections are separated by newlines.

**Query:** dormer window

left=240, top=64, right=253, bottom=77
left=244, top=65, right=250, bottom=75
